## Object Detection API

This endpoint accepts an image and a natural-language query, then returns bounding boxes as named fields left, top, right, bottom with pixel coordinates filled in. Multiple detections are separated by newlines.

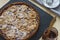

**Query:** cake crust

left=0, top=2, right=40, bottom=40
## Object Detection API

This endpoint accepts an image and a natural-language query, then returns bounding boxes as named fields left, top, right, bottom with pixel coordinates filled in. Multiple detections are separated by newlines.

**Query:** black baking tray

left=0, top=0, right=53, bottom=40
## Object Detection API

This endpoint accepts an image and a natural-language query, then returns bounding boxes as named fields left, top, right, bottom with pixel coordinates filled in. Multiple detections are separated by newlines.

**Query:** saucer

left=42, top=0, right=60, bottom=8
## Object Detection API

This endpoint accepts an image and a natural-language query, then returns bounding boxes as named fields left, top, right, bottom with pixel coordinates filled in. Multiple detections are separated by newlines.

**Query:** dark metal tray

left=0, top=0, right=53, bottom=40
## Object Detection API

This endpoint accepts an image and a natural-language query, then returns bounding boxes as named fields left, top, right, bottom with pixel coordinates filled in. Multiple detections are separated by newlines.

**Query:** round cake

left=0, top=2, right=40, bottom=40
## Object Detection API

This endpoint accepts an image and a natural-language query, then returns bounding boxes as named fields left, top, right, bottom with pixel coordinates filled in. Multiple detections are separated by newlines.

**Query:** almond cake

left=0, top=2, right=40, bottom=40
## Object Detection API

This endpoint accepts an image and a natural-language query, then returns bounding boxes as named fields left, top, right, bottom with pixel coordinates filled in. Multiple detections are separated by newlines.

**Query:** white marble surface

left=0, top=0, right=10, bottom=8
